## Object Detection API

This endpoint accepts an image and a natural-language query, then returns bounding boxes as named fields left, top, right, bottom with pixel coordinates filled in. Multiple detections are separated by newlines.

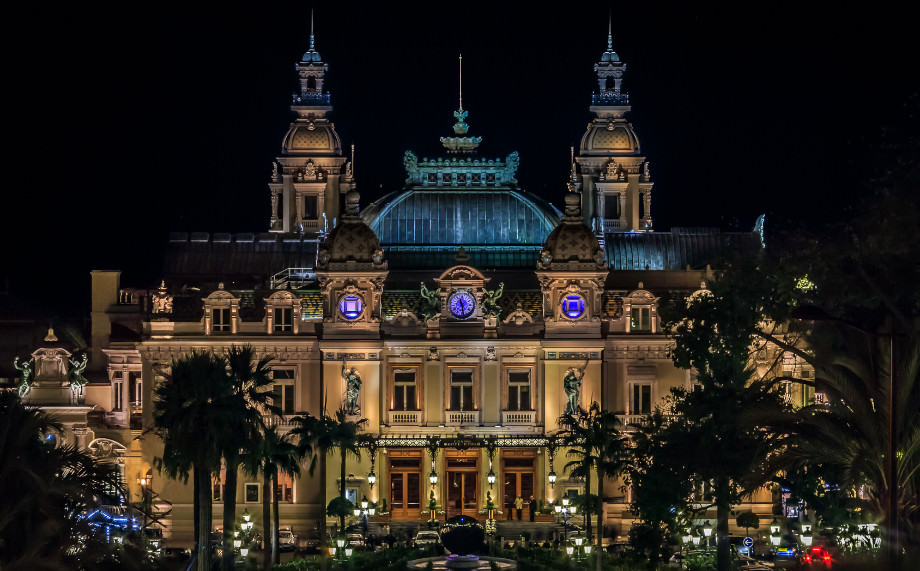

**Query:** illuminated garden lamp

left=566, top=546, right=574, bottom=556
left=330, top=547, right=337, bottom=557
left=487, top=468, right=496, bottom=487
left=361, top=496, right=369, bottom=510
left=555, top=504, right=562, bottom=513
left=233, top=538, right=242, bottom=549
left=703, top=521, right=713, bottom=538
left=692, top=535, right=701, bottom=546
left=682, top=533, right=693, bottom=544
left=770, top=518, right=781, bottom=535
left=240, top=548, right=249, bottom=557
left=802, top=533, right=813, bottom=547
left=584, top=545, right=592, bottom=555
left=429, top=469, right=438, bottom=486
left=336, top=537, right=346, bottom=548
left=242, top=509, right=251, bottom=524
left=574, top=537, right=584, bottom=546
left=353, top=508, right=361, bottom=516
left=367, top=470, right=376, bottom=488
left=801, top=517, right=813, bottom=535
left=770, top=533, right=781, bottom=547
left=345, top=547, right=353, bottom=557
left=369, top=505, right=376, bottom=516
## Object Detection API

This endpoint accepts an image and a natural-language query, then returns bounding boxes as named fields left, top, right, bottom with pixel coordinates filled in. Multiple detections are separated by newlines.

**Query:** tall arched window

left=306, top=76, right=317, bottom=90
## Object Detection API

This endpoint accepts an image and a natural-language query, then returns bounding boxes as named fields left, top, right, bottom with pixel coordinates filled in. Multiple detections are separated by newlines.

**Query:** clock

left=561, top=293, right=586, bottom=319
left=448, top=291, right=476, bottom=319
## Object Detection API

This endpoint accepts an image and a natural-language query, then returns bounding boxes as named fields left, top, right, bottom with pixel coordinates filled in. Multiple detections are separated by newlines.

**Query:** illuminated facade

left=20, top=23, right=787, bottom=547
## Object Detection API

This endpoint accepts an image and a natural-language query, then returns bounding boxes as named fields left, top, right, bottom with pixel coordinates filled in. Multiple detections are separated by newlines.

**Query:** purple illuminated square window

left=562, top=294, right=585, bottom=319
left=338, top=295, right=364, bottom=320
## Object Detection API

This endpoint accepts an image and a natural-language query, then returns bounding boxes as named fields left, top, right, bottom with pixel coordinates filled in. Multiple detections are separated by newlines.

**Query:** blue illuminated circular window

left=561, top=294, right=585, bottom=319
left=338, top=295, right=364, bottom=320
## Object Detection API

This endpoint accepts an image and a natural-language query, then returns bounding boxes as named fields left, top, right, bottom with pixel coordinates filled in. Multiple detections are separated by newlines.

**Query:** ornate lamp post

left=367, top=439, right=378, bottom=491
left=702, top=520, right=713, bottom=551
left=801, top=516, right=813, bottom=547
left=486, top=437, right=497, bottom=489
left=555, top=497, right=577, bottom=552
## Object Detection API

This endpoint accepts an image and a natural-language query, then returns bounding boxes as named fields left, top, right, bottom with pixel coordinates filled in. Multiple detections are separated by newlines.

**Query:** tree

left=247, top=425, right=301, bottom=569
left=218, top=346, right=274, bottom=571
left=0, top=392, right=124, bottom=569
left=559, top=401, right=629, bottom=550
left=290, top=407, right=368, bottom=537
left=735, top=511, right=759, bottom=538
left=661, top=260, right=792, bottom=571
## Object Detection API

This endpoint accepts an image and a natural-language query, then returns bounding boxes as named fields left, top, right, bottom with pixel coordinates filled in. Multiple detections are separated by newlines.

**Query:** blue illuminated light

left=338, top=295, right=364, bottom=320
left=561, top=294, right=585, bottom=319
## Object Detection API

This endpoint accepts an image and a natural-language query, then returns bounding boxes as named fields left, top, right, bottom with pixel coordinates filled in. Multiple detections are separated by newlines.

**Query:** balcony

left=617, top=414, right=651, bottom=429
left=264, top=415, right=299, bottom=431
left=501, top=410, right=536, bottom=425
left=446, top=410, right=480, bottom=426
left=388, top=410, right=422, bottom=425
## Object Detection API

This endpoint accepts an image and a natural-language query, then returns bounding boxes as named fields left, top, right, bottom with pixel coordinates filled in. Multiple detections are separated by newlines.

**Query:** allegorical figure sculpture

left=481, top=282, right=505, bottom=319
left=68, top=353, right=88, bottom=401
left=563, top=361, right=587, bottom=415
left=419, top=282, right=441, bottom=322
left=342, top=360, right=362, bottom=415
left=13, top=356, right=34, bottom=398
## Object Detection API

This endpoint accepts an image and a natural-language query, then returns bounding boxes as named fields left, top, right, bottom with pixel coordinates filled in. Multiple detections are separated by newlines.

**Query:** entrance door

left=389, top=455, right=422, bottom=520
left=502, top=452, right=536, bottom=520
left=445, top=453, right=479, bottom=518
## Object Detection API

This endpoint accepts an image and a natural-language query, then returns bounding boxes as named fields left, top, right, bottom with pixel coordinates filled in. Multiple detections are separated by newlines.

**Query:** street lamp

left=801, top=517, right=813, bottom=547
left=770, top=518, right=781, bottom=547
left=367, top=469, right=376, bottom=488
left=548, top=470, right=557, bottom=486
left=557, top=498, right=576, bottom=553
left=703, top=520, right=713, bottom=551
left=487, top=467, right=496, bottom=487
left=429, top=469, right=438, bottom=486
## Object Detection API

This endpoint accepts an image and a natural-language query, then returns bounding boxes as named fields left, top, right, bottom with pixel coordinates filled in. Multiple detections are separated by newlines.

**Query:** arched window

left=306, top=76, right=317, bottom=90
left=605, top=76, right=614, bottom=91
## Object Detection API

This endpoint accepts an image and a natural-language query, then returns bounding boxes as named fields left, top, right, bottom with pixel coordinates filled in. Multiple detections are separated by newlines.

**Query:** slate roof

left=604, top=230, right=760, bottom=271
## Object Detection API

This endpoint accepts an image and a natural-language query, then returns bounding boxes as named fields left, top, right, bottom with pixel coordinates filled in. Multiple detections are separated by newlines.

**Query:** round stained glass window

left=338, top=295, right=364, bottom=320
left=561, top=294, right=585, bottom=319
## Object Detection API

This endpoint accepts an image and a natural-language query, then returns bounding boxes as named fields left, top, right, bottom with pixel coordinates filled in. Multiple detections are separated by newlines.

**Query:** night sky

left=4, top=2, right=916, bottom=317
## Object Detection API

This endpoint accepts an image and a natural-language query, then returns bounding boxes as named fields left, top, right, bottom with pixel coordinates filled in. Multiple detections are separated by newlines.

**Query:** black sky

left=4, top=2, right=917, bottom=316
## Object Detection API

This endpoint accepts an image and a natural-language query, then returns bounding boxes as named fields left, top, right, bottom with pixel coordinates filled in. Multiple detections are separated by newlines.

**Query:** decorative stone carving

left=151, top=281, right=173, bottom=315
left=503, top=303, right=534, bottom=326
left=305, top=160, right=317, bottom=180
left=484, top=346, right=497, bottom=361
left=68, top=353, right=88, bottom=401
left=419, top=282, right=442, bottom=322
left=428, top=347, right=440, bottom=361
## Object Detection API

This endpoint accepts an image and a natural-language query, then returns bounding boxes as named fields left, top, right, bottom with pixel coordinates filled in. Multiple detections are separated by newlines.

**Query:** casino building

left=16, top=22, right=793, bottom=546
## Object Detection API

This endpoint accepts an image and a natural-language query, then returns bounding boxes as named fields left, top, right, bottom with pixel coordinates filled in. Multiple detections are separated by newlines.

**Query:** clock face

left=561, top=294, right=586, bottom=319
left=448, top=291, right=476, bottom=319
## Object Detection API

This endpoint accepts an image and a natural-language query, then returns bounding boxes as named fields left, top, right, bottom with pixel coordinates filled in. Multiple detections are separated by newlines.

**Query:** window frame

left=391, top=367, right=419, bottom=412
left=271, top=368, right=296, bottom=415
left=447, top=368, right=476, bottom=412
left=504, top=367, right=533, bottom=412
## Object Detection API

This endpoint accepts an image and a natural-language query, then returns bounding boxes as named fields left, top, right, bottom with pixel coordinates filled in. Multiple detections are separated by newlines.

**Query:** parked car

left=800, top=545, right=833, bottom=567
left=413, top=530, right=440, bottom=549
left=278, top=527, right=297, bottom=551
left=299, top=530, right=322, bottom=553
left=346, top=532, right=365, bottom=550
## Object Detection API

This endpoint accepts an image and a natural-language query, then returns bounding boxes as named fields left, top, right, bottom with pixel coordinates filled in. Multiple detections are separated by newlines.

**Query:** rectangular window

left=245, top=483, right=259, bottom=503
left=212, top=477, right=223, bottom=502
left=393, top=370, right=417, bottom=411
left=630, top=307, right=651, bottom=332
left=442, top=173, right=453, bottom=184
left=486, top=173, right=496, bottom=184
left=303, top=195, right=318, bottom=219
left=276, top=472, right=294, bottom=503
left=272, top=369, right=296, bottom=414
left=456, top=173, right=467, bottom=184
left=113, top=377, right=123, bottom=411
left=130, top=372, right=142, bottom=406
left=507, top=370, right=531, bottom=411
left=274, top=307, right=293, bottom=332
left=604, top=194, right=620, bottom=219
left=449, top=370, right=474, bottom=411
left=213, top=307, right=231, bottom=332
left=630, top=383, right=652, bottom=415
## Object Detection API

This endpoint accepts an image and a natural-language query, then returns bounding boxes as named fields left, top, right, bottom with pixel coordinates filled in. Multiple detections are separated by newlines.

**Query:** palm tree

left=290, top=407, right=367, bottom=536
left=0, top=392, right=123, bottom=569
left=559, top=401, right=629, bottom=550
left=219, top=346, right=274, bottom=571
left=152, top=350, right=226, bottom=571
left=247, top=425, right=301, bottom=569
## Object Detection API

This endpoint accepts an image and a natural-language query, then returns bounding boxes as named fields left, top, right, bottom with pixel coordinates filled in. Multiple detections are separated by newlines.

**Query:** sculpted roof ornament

left=318, top=190, right=386, bottom=270
left=539, top=191, right=605, bottom=270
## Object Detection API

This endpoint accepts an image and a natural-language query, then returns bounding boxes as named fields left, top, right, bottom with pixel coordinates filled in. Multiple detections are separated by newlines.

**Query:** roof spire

left=310, top=9, right=315, bottom=50
left=607, top=10, right=613, bottom=51
left=459, top=53, right=463, bottom=112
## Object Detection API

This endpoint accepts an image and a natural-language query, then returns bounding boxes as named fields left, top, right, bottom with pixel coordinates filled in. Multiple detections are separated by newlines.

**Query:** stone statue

left=272, top=161, right=280, bottom=182
left=563, top=361, right=587, bottom=415
left=13, top=356, right=34, bottom=398
left=305, top=161, right=317, bottom=180
left=68, top=353, right=88, bottom=400
left=403, top=151, right=419, bottom=182
left=481, top=282, right=505, bottom=319
left=344, top=160, right=353, bottom=178
left=419, top=282, right=441, bottom=322
left=372, top=248, right=384, bottom=265
left=342, top=360, right=361, bottom=415
left=151, top=280, right=173, bottom=314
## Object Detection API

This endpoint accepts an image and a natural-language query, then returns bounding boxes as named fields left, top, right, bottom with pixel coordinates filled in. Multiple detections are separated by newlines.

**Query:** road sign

left=743, top=537, right=754, bottom=548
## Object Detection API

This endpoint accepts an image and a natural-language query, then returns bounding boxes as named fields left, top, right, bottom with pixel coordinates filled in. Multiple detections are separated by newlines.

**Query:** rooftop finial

left=458, top=53, right=463, bottom=112
left=570, top=146, right=577, bottom=181
left=608, top=11, right=613, bottom=50
left=310, top=10, right=315, bottom=50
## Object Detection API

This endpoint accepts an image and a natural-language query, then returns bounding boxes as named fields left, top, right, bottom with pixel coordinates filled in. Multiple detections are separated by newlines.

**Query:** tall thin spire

left=607, top=10, right=613, bottom=51
left=458, top=53, right=463, bottom=112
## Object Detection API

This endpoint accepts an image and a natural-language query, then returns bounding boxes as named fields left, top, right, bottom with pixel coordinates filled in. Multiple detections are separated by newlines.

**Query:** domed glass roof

left=363, top=189, right=559, bottom=246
